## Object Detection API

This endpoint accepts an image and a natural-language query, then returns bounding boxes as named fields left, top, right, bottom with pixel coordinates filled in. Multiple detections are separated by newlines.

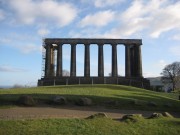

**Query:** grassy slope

left=0, top=117, right=180, bottom=135
left=0, top=85, right=180, bottom=135
left=0, top=84, right=179, bottom=111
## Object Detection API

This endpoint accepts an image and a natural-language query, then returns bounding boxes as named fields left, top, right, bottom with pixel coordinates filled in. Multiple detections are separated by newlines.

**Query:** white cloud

left=143, top=60, right=168, bottom=78
left=170, top=45, right=180, bottom=56
left=69, top=28, right=101, bottom=38
left=7, top=0, right=77, bottom=27
left=79, top=10, right=115, bottom=27
left=0, top=9, right=5, bottom=20
left=94, top=0, right=124, bottom=8
left=0, top=38, right=12, bottom=44
left=15, top=44, right=41, bottom=54
left=143, top=72, right=160, bottom=78
left=172, top=34, right=180, bottom=40
left=0, top=33, right=40, bottom=54
left=0, top=65, right=27, bottom=72
left=156, top=60, right=167, bottom=69
left=37, top=28, right=50, bottom=36
left=102, top=0, right=180, bottom=38
left=0, top=38, right=40, bottom=54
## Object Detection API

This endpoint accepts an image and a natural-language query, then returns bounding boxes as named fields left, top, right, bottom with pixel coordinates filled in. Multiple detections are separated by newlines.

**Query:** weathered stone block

left=86, top=113, right=107, bottom=119
left=76, top=97, right=92, bottom=106
left=17, top=95, right=36, bottom=106
left=52, top=96, right=67, bottom=105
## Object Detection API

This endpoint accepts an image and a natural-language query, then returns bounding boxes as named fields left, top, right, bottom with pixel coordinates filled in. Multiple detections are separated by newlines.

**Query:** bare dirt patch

left=0, top=106, right=179, bottom=120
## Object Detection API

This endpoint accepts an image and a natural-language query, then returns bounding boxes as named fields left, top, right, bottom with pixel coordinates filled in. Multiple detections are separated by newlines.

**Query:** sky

left=0, top=0, right=180, bottom=86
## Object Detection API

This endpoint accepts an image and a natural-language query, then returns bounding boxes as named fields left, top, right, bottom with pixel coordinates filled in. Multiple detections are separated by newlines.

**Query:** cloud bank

left=7, top=0, right=78, bottom=27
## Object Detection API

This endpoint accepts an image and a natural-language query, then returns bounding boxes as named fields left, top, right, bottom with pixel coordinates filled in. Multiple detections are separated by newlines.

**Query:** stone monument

left=38, top=38, right=150, bottom=89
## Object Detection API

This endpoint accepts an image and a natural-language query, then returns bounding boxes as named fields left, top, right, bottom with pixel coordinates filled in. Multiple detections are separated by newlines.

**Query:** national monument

left=38, top=38, right=150, bottom=89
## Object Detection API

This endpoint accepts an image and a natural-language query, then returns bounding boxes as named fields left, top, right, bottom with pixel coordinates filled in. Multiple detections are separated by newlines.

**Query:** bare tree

left=161, top=62, right=180, bottom=91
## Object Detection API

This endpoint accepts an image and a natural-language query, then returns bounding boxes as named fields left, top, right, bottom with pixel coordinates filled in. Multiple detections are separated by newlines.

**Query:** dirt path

left=0, top=106, right=179, bottom=119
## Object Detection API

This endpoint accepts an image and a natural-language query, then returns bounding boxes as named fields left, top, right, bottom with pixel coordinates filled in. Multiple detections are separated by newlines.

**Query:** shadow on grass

left=0, top=93, right=180, bottom=113
left=41, top=84, right=144, bottom=92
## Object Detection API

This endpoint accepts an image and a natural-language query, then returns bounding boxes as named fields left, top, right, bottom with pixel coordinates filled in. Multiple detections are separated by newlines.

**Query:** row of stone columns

left=45, top=43, right=142, bottom=78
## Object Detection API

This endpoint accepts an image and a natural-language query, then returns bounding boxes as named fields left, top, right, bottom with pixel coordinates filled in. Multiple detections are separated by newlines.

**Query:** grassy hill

left=0, top=85, right=180, bottom=135
left=0, top=84, right=179, bottom=111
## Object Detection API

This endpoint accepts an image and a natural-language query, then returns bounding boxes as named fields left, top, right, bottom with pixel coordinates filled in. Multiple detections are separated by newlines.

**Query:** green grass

left=0, top=85, right=180, bottom=135
left=0, top=84, right=179, bottom=111
left=0, top=117, right=180, bottom=135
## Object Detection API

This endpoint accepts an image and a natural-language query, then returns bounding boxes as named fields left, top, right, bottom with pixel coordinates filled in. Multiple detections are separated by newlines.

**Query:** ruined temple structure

left=38, top=38, right=150, bottom=89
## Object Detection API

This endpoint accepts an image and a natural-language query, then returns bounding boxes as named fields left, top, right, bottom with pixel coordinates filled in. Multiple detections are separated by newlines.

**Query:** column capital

left=45, top=42, right=52, bottom=45
left=58, top=43, right=64, bottom=46
left=71, top=43, right=77, bottom=46
left=124, top=43, right=132, bottom=46
left=84, top=44, right=90, bottom=46
left=111, top=43, right=117, bottom=46
left=45, top=43, right=53, bottom=49
left=98, top=43, right=104, bottom=46
left=132, top=43, right=142, bottom=46
left=124, top=44, right=136, bottom=49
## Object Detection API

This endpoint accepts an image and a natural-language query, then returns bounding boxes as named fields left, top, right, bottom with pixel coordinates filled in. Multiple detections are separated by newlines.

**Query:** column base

left=38, top=77, right=150, bottom=89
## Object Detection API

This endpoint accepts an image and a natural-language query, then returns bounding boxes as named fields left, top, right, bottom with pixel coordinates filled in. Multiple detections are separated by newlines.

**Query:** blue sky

left=0, top=0, right=180, bottom=86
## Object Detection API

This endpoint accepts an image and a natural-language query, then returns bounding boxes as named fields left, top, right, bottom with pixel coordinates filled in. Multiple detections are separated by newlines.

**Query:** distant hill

left=147, top=77, right=163, bottom=86
left=0, top=85, right=12, bottom=89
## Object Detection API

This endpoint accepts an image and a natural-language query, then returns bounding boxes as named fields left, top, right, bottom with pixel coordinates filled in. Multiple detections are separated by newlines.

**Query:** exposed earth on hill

left=0, top=106, right=179, bottom=119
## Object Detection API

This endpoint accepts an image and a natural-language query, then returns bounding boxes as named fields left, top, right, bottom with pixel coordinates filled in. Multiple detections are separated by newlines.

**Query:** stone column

left=45, top=43, right=54, bottom=77
left=50, top=46, right=55, bottom=77
left=45, top=43, right=51, bottom=77
left=70, top=44, right=76, bottom=77
left=125, top=44, right=131, bottom=77
left=112, top=44, right=118, bottom=77
left=84, top=44, right=90, bottom=77
left=98, top=44, right=104, bottom=77
left=56, top=44, right=63, bottom=77
left=130, top=46, right=135, bottom=77
left=135, top=45, right=142, bottom=77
